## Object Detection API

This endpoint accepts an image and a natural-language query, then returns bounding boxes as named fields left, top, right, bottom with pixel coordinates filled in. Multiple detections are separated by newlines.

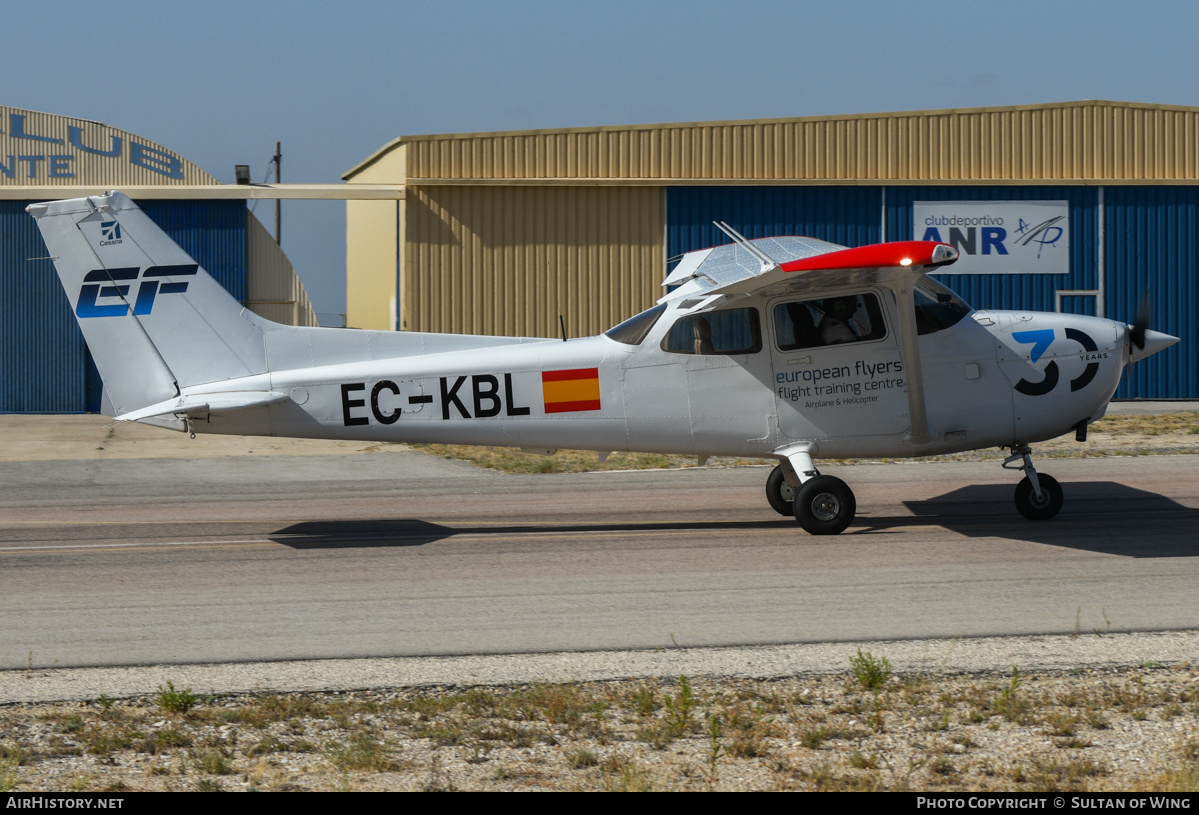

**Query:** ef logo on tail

left=1012, top=328, right=1101, bottom=395
left=76, top=264, right=198, bottom=318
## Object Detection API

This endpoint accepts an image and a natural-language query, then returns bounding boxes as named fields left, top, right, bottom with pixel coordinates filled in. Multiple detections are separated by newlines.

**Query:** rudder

left=28, top=192, right=267, bottom=416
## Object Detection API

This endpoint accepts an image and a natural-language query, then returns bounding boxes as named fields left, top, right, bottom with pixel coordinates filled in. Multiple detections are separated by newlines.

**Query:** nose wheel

left=1004, top=444, right=1063, bottom=520
left=1014, top=473, right=1063, bottom=520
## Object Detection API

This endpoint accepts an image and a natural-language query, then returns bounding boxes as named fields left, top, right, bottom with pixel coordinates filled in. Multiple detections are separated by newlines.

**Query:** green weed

left=326, top=730, right=401, bottom=773
left=0, top=759, right=18, bottom=792
left=662, top=675, right=696, bottom=738
left=850, top=649, right=893, bottom=691
left=995, top=666, right=1030, bottom=722
left=156, top=681, right=198, bottom=714
left=567, top=749, right=599, bottom=769
left=703, top=715, right=725, bottom=787
left=194, top=749, right=232, bottom=775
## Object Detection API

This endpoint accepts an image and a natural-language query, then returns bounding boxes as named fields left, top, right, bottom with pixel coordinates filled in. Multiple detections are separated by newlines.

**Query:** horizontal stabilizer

left=116, top=391, right=290, bottom=422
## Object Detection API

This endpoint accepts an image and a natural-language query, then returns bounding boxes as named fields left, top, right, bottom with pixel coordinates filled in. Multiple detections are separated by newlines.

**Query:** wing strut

left=890, top=278, right=932, bottom=444
left=712, top=222, right=778, bottom=271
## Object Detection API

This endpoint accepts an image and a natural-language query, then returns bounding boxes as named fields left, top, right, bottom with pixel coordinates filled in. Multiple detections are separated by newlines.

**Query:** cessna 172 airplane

left=29, top=191, right=1178, bottom=534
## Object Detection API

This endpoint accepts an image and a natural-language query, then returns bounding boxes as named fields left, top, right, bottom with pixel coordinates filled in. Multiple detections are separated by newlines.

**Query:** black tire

left=1014, top=474, right=1063, bottom=520
left=793, top=475, right=856, bottom=535
left=766, top=465, right=799, bottom=517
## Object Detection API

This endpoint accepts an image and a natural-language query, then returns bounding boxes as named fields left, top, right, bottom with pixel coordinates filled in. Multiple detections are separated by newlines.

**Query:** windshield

left=914, top=277, right=971, bottom=335
left=605, top=303, right=666, bottom=345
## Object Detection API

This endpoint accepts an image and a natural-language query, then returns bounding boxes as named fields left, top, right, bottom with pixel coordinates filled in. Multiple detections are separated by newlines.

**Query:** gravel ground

left=2, top=633, right=1198, bottom=792
left=3, top=658, right=1198, bottom=792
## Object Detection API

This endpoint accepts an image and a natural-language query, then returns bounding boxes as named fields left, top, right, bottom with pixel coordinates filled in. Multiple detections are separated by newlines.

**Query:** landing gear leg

left=1003, top=443, right=1063, bottom=520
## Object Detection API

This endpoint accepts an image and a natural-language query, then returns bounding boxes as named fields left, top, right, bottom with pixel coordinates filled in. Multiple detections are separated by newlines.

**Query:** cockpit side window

left=605, top=303, right=666, bottom=345
left=773, top=293, right=887, bottom=350
left=660, top=307, right=762, bottom=355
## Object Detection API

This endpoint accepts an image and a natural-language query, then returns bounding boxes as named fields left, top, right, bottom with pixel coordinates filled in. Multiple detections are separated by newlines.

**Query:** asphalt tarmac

left=2, top=449, right=1197, bottom=678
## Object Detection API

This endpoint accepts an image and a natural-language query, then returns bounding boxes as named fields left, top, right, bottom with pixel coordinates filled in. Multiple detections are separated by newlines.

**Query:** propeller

left=1125, top=290, right=1179, bottom=364
left=1129, top=290, right=1150, bottom=351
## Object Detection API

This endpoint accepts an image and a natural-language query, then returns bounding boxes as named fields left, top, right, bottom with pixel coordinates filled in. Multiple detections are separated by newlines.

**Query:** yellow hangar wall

left=344, top=139, right=662, bottom=337
left=344, top=100, right=1199, bottom=335
left=404, top=185, right=661, bottom=338
left=345, top=140, right=403, bottom=334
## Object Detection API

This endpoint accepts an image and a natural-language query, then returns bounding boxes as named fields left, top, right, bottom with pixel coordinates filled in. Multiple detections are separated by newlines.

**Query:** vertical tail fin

left=28, top=192, right=266, bottom=416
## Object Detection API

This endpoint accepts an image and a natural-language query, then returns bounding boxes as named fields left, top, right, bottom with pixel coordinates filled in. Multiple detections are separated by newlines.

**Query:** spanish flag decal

left=542, top=368, right=601, bottom=413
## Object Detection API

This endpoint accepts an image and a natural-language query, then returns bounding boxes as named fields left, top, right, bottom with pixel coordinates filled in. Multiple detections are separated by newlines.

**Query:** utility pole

left=273, top=141, right=282, bottom=244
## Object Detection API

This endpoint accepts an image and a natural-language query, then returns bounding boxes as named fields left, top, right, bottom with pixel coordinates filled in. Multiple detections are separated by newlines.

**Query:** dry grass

left=411, top=412, right=1199, bottom=474
left=411, top=444, right=769, bottom=474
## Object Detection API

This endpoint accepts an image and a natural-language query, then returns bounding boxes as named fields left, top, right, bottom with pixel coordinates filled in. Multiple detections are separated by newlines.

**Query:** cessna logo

left=99, top=221, right=122, bottom=245
left=76, top=264, right=198, bottom=318
left=1012, top=328, right=1102, bottom=396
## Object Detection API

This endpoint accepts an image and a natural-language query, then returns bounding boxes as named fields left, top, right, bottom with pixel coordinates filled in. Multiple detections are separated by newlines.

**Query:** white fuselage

left=189, top=289, right=1130, bottom=461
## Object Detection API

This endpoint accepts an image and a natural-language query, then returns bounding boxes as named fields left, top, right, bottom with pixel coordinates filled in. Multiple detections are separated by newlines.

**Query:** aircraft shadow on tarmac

left=270, top=520, right=453, bottom=548
left=269, top=482, right=1195, bottom=557
left=269, top=518, right=792, bottom=549
left=889, top=481, right=1199, bottom=557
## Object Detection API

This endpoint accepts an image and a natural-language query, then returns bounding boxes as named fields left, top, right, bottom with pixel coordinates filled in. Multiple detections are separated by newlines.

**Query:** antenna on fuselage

left=559, top=314, right=568, bottom=342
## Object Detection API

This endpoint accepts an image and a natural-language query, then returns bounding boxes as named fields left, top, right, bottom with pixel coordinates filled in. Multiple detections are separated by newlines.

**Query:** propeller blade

left=1129, top=291, right=1150, bottom=351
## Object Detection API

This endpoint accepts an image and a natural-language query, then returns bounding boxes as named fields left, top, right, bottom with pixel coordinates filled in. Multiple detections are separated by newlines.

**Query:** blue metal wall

left=1105, top=187, right=1199, bottom=399
left=666, top=187, right=882, bottom=270
left=0, top=202, right=86, bottom=412
left=0, top=199, right=247, bottom=413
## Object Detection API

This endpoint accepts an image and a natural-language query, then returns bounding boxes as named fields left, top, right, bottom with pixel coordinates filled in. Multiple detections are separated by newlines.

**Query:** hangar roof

left=0, top=183, right=402, bottom=200
left=345, top=100, right=1199, bottom=185
left=0, top=106, right=403, bottom=199
left=0, top=105, right=217, bottom=187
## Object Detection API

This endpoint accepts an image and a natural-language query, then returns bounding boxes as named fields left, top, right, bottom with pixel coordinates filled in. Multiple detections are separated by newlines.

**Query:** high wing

left=660, top=228, right=960, bottom=305
left=662, top=227, right=961, bottom=444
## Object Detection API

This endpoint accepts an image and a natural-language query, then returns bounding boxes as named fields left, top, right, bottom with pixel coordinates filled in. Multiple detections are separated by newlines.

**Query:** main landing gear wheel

left=794, top=475, right=856, bottom=535
left=766, top=465, right=798, bottom=517
left=1014, top=474, right=1063, bottom=521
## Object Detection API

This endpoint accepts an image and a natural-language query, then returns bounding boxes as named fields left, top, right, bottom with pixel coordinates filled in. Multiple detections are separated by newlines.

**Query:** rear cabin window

left=661, top=307, right=762, bottom=355
left=773, top=293, right=887, bottom=350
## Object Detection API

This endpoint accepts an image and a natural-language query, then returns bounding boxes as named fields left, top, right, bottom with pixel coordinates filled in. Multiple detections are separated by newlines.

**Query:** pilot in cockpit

left=818, top=296, right=860, bottom=344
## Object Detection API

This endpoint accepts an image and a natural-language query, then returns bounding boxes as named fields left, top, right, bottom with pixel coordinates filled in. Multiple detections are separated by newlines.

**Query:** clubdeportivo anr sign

left=914, top=201, right=1069, bottom=274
